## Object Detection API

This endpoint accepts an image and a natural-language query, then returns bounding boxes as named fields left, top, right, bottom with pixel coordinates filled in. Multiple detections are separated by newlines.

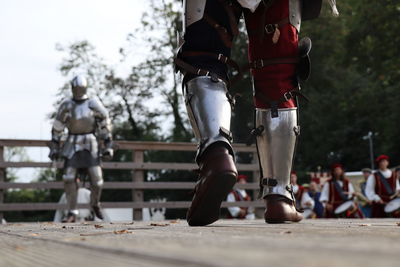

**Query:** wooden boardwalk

left=1, top=219, right=400, bottom=267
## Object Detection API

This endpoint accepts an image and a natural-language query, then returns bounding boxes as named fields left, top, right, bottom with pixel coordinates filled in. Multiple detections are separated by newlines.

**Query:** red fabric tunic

left=326, top=178, right=350, bottom=218
left=244, top=0, right=298, bottom=109
left=371, top=172, right=397, bottom=218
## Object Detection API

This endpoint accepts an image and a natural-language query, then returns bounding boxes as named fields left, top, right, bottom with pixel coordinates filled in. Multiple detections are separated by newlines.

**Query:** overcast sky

left=0, top=0, right=147, bottom=140
left=0, top=0, right=149, bottom=181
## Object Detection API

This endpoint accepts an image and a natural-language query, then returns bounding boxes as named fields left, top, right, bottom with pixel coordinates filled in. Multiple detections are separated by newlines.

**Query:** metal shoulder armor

left=55, top=99, right=73, bottom=123
left=289, top=0, right=323, bottom=32
left=183, top=0, right=207, bottom=32
left=88, top=98, right=112, bottom=140
left=51, top=99, right=73, bottom=141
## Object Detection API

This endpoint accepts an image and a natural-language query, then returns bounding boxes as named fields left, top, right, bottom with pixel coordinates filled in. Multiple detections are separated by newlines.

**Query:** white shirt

left=319, top=180, right=355, bottom=204
left=365, top=169, right=400, bottom=202
left=301, top=191, right=315, bottom=210
left=227, top=189, right=248, bottom=218
left=292, top=184, right=299, bottom=194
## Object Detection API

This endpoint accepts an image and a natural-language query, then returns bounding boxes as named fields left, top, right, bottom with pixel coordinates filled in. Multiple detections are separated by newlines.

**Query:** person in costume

left=49, top=75, right=114, bottom=223
left=365, top=155, right=400, bottom=218
left=319, top=163, right=360, bottom=218
left=359, top=168, right=372, bottom=218
left=226, top=174, right=255, bottom=219
left=175, top=0, right=334, bottom=226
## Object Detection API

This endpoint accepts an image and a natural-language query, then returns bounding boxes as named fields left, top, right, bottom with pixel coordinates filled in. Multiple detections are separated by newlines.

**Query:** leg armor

left=62, top=167, right=78, bottom=215
left=256, top=108, right=299, bottom=199
left=87, top=166, right=103, bottom=208
left=183, top=0, right=206, bottom=34
left=184, top=76, right=234, bottom=162
left=179, top=0, right=241, bottom=226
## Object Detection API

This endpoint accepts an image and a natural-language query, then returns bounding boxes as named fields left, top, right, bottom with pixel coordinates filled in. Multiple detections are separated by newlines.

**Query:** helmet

left=71, top=75, right=88, bottom=100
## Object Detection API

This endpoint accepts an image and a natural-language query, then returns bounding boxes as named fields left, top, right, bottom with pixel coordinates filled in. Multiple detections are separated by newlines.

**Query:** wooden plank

left=0, top=200, right=264, bottom=211
left=132, top=150, right=144, bottom=220
left=0, top=139, right=256, bottom=152
left=0, top=145, right=4, bottom=222
left=0, top=182, right=260, bottom=190
left=0, top=161, right=258, bottom=171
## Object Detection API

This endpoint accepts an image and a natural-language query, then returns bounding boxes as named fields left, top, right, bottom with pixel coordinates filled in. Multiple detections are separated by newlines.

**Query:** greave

left=63, top=167, right=78, bottom=214
left=88, top=166, right=103, bottom=207
left=256, top=108, right=299, bottom=199
left=184, top=76, right=234, bottom=162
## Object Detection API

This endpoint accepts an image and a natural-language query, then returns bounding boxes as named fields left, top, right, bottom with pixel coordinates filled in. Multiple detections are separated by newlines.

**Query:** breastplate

left=67, top=100, right=96, bottom=134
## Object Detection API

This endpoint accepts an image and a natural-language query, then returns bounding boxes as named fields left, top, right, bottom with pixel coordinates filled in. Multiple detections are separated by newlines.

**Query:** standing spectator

left=359, top=168, right=373, bottom=217
left=366, top=155, right=400, bottom=217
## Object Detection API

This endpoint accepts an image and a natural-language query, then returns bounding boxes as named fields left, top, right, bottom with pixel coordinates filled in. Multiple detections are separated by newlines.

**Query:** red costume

left=325, top=178, right=350, bottom=218
left=227, top=189, right=252, bottom=219
left=244, top=0, right=298, bottom=109
left=371, top=172, right=397, bottom=218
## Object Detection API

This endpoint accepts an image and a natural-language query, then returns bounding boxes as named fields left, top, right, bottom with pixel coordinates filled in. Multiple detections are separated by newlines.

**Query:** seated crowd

left=227, top=154, right=400, bottom=219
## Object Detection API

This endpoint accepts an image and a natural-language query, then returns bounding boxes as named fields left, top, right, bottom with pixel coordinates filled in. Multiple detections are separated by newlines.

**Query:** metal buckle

left=264, top=24, right=276, bottom=34
left=253, top=59, right=264, bottom=69
left=217, top=54, right=228, bottom=63
left=283, top=92, right=293, bottom=102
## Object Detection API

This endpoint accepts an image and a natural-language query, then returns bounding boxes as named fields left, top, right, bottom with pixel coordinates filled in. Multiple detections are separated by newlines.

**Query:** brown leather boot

left=62, top=212, right=77, bottom=223
left=264, top=194, right=303, bottom=223
left=92, top=205, right=104, bottom=220
left=187, top=146, right=237, bottom=226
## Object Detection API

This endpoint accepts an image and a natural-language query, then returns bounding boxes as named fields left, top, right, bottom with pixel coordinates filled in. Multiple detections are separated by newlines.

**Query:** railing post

left=132, top=149, right=144, bottom=220
left=0, top=145, right=4, bottom=223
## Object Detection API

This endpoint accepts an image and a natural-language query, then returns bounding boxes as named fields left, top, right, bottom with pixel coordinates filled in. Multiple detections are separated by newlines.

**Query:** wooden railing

left=0, top=139, right=262, bottom=221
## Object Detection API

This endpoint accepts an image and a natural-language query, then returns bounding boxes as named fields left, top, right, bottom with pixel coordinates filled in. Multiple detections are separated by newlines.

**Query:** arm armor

left=89, top=99, right=114, bottom=160
left=49, top=99, right=72, bottom=159
left=89, top=98, right=112, bottom=142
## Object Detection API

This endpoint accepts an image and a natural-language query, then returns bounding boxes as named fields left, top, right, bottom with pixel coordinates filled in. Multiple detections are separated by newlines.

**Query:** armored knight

left=49, top=75, right=113, bottom=223
left=176, top=0, right=332, bottom=226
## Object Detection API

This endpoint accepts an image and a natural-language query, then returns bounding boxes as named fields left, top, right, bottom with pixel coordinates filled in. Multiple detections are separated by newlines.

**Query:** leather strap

left=244, top=56, right=299, bottom=71
left=262, top=178, right=278, bottom=187
left=377, top=171, right=394, bottom=196
left=174, top=58, right=227, bottom=84
left=203, top=14, right=232, bottom=48
left=255, top=89, right=309, bottom=118
left=333, top=181, right=350, bottom=201
left=256, top=0, right=278, bottom=40
left=286, top=184, right=304, bottom=213
left=181, top=51, right=242, bottom=83
left=248, top=17, right=290, bottom=37
left=217, top=0, right=239, bottom=36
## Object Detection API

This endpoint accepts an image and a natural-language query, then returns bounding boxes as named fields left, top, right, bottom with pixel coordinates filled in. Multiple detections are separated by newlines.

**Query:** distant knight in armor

left=176, top=0, right=332, bottom=226
left=49, top=75, right=114, bottom=223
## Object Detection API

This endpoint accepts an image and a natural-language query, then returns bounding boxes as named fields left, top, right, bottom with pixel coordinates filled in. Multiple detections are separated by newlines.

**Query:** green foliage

left=296, top=1, right=400, bottom=173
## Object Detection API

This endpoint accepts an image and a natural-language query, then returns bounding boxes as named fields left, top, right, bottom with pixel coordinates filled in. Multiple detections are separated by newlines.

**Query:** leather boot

left=187, top=146, right=237, bottom=226
left=92, top=205, right=104, bottom=220
left=62, top=212, right=77, bottom=223
left=264, top=194, right=303, bottom=223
